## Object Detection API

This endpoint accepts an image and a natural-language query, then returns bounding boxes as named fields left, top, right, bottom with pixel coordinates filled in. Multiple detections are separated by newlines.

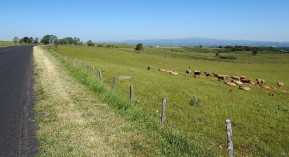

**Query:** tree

left=49, top=35, right=58, bottom=44
left=33, top=37, right=39, bottom=44
left=22, top=37, right=30, bottom=43
left=28, top=37, right=33, bottom=44
left=41, top=35, right=50, bottom=44
left=87, top=40, right=94, bottom=46
left=41, top=35, right=58, bottom=44
left=199, top=45, right=203, bottom=48
left=135, top=43, right=143, bottom=51
left=73, top=37, right=80, bottom=45
left=18, top=36, right=33, bottom=44
left=13, top=36, right=19, bottom=44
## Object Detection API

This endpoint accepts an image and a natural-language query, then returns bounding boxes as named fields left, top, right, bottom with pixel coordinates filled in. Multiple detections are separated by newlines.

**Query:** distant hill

left=114, top=38, right=289, bottom=47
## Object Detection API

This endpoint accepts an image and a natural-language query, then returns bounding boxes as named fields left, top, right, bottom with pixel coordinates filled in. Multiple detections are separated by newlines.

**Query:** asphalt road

left=0, top=46, right=37, bottom=156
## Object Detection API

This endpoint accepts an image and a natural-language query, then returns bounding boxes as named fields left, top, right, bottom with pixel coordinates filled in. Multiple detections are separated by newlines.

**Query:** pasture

left=0, top=41, right=14, bottom=47
left=54, top=45, right=289, bottom=156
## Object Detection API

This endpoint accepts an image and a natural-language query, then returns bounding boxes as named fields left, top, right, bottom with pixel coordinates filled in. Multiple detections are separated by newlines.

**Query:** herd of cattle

left=155, top=66, right=285, bottom=94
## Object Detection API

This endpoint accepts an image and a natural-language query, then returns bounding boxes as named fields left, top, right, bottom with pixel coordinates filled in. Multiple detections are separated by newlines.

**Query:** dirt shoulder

left=33, top=46, right=161, bottom=156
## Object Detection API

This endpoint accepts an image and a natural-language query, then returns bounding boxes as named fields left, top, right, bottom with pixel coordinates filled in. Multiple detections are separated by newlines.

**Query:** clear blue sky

left=1, top=0, right=289, bottom=42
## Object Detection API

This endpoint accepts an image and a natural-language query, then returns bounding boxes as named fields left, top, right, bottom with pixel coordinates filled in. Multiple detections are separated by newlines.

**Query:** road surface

left=0, top=46, right=37, bottom=156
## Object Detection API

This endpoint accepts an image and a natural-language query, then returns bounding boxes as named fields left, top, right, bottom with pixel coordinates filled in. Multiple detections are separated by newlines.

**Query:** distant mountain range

left=107, top=38, right=289, bottom=47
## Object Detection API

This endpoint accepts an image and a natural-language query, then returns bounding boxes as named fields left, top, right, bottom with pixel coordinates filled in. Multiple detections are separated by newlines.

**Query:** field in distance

left=0, top=41, right=14, bottom=47
left=55, top=44, right=289, bottom=156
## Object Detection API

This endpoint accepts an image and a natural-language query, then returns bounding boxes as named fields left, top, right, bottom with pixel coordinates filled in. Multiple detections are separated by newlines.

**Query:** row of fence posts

left=64, top=55, right=234, bottom=157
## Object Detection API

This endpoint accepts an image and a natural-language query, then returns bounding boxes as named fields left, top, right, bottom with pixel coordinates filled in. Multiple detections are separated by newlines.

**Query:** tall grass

left=44, top=46, right=211, bottom=156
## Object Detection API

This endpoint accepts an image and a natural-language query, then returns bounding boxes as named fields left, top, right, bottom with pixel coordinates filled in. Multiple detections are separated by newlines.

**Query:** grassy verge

left=34, top=46, right=210, bottom=156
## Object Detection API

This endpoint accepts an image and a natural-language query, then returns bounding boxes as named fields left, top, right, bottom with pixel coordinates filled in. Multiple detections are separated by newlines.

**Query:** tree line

left=221, top=45, right=280, bottom=52
left=12, top=35, right=144, bottom=51
left=12, top=35, right=94, bottom=46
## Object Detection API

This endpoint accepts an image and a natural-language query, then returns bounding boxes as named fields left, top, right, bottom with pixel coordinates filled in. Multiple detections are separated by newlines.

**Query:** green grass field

left=0, top=41, right=14, bottom=47
left=52, top=45, right=289, bottom=156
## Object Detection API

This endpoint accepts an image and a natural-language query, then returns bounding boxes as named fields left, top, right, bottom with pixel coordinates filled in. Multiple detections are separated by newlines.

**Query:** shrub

left=219, top=56, right=237, bottom=60
left=189, top=95, right=201, bottom=106
left=252, top=49, right=258, bottom=55
left=87, top=40, right=94, bottom=46
left=135, top=43, right=144, bottom=51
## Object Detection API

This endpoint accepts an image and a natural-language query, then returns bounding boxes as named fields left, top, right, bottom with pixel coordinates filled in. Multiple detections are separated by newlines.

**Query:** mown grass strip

left=44, top=46, right=211, bottom=156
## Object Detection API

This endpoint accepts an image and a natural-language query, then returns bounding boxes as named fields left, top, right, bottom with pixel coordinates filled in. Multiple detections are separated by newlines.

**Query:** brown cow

left=225, top=81, right=237, bottom=87
left=256, top=79, right=265, bottom=85
left=259, top=84, right=271, bottom=89
left=277, top=82, right=284, bottom=87
left=212, top=72, right=219, bottom=77
left=239, top=85, right=251, bottom=91
left=240, top=78, right=252, bottom=84
left=231, top=76, right=240, bottom=80
left=231, top=79, right=243, bottom=85
left=215, top=74, right=227, bottom=81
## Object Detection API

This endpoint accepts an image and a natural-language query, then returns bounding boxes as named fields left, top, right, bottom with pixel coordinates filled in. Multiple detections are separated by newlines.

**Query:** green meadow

left=0, top=41, right=14, bottom=47
left=53, top=45, right=289, bottom=156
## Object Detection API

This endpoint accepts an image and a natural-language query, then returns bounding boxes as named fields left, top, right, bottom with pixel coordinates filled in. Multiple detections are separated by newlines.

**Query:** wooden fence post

left=98, top=69, right=102, bottom=82
left=161, top=98, right=166, bottom=125
left=111, top=76, right=116, bottom=90
left=226, top=119, right=234, bottom=157
left=130, top=85, right=133, bottom=103
left=92, top=67, right=95, bottom=76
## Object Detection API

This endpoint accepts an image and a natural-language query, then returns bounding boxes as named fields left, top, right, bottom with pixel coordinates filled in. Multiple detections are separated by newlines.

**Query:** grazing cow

left=169, top=71, right=178, bottom=75
left=186, top=66, right=193, bottom=75
left=249, top=81, right=256, bottom=85
left=185, top=69, right=192, bottom=75
left=212, top=72, right=219, bottom=77
left=240, top=76, right=247, bottom=80
left=240, top=78, right=252, bottom=84
left=269, top=93, right=275, bottom=96
left=159, top=68, right=166, bottom=72
left=204, top=71, right=211, bottom=77
left=277, top=82, right=284, bottom=87
left=231, top=76, right=240, bottom=80
left=256, top=79, right=265, bottom=85
left=259, top=84, right=271, bottom=89
left=212, top=73, right=227, bottom=80
left=225, top=81, right=237, bottom=87
left=194, top=70, right=201, bottom=78
left=215, top=74, right=227, bottom=81
left=239, top=85, right=251, bottom=91
left=231, top=79, right=243, bottom=85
